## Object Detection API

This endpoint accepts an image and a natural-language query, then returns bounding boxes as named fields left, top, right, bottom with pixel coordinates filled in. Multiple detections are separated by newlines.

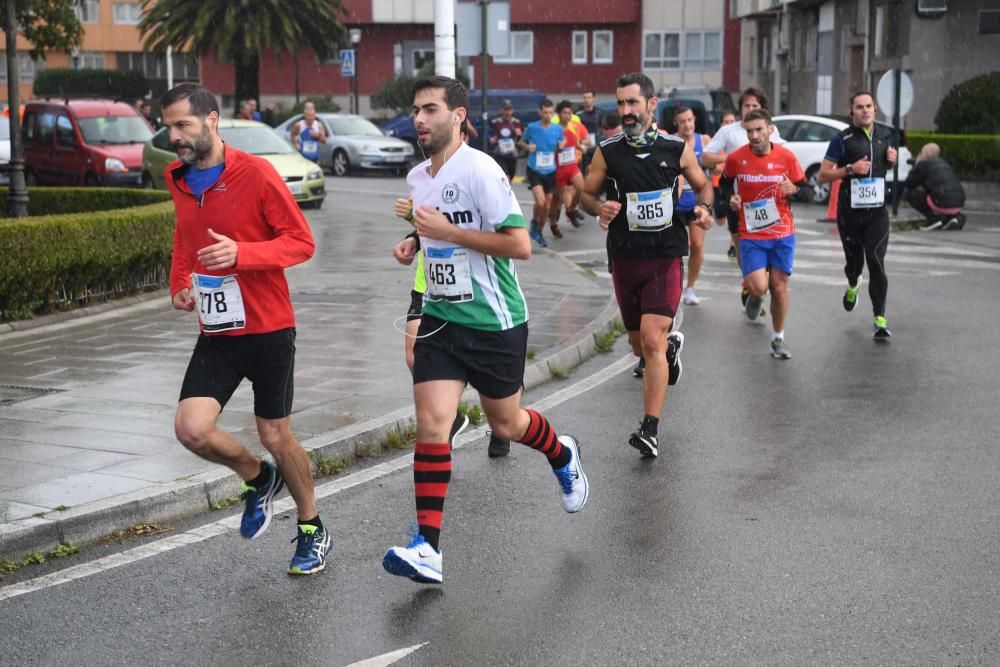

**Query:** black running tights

left=837, top=208, right=890, bottom=318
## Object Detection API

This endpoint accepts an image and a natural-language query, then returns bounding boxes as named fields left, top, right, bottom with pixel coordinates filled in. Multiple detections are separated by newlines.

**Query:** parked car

left=660, top=86, right=738, bottom=135
left=22, top=99, right=153, bottom=187
left=142, top=119, right=326, bottom=208
left=772, top=114, right=912, bottom=204
left=274, top=113, right=414, bottom=177
left=595, top=98, right=713, bottom=135
left=382, top=88, right=545, bottom=154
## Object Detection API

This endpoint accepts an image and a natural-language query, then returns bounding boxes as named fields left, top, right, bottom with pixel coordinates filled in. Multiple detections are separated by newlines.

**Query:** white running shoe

left=682, top=287, right=700, bottom=305
left=382, top=532, right=443, bottom=584
left=552, top=435, right=589, bottom=513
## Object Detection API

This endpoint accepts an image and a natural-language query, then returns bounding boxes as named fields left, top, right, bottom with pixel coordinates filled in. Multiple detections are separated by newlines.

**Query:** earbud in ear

left=454, top=117, right=460, bottom=125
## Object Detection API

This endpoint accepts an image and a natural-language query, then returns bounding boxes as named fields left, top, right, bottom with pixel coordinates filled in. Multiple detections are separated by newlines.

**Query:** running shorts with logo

left=406, top=143, right=529, bottom=394
left=179, top=328, right=296, bottom=419
left=610, top=257, right=684, bottom=331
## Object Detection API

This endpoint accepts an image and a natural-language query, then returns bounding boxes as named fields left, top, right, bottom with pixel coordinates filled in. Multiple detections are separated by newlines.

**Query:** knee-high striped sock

left=519, top=409, right=571, bottom=469
left=414, top=442, right=451, bottom=551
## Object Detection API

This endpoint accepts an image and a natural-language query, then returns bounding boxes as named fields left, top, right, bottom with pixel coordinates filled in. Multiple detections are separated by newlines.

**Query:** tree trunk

left=233, top=51, right=261, bottom=114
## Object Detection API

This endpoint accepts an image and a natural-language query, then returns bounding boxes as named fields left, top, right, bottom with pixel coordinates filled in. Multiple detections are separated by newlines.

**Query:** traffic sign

left=340, top=49, right=355, bottom=78
left=876, top=69, right=913, bottom=119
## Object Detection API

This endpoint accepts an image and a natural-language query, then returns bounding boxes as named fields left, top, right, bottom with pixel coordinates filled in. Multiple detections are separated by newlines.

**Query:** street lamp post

left=350, top=28, right=361, bottom=115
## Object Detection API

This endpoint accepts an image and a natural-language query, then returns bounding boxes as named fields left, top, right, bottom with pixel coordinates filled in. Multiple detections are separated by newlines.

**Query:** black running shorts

left=406, top=289, right=424, bottom=322
left=179, top=328, right=296, bottom=419
left=412, top=314, right=528, bottom=400
left=526, top=167, right=556, bottom=194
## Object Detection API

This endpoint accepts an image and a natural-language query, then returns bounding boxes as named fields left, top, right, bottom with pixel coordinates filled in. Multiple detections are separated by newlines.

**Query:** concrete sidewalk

left=0, top=205, right=619, bottom=560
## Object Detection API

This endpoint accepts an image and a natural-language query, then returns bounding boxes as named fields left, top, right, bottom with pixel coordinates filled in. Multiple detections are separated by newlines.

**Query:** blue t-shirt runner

left=523, top=121, right=563, bottom=175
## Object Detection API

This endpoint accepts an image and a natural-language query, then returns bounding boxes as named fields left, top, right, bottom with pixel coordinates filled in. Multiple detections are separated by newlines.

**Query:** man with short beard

left=725, top=109, right=806, bottom=359
left=161, top=83, right=331, bottom=575
left=582, top=72, right=713, bottom=458
left=383, top=76, right=588, bottom=585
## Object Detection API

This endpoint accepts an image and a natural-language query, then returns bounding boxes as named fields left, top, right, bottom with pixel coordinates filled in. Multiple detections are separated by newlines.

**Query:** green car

left=142, top=119, right=326, bottom=208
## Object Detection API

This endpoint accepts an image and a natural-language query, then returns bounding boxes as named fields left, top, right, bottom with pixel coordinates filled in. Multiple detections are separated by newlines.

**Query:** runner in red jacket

left=161, top=83, right=330, bottom=575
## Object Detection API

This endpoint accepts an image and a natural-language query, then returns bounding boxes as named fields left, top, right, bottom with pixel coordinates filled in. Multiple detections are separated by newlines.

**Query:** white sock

left=772, top=331, right=784, bottom=340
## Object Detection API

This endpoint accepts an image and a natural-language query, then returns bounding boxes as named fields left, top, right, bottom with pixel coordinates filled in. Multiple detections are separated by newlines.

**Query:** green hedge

left=0, top=187, right=171, bottom=218
left=0, top=195, right=175, bottom=321
left=906, top=131, right=1000, bottom=182
left=33, top=69, right=149, bottom=102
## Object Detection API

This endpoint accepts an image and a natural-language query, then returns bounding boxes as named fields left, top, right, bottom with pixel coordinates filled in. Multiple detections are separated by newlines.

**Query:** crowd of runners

left=156, top=71, right=903, bottom=582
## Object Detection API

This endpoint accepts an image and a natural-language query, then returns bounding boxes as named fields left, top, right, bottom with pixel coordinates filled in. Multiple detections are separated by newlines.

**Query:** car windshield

left=668, top=90, right=712, bottom=108
left=77, top=115, right=152, bottom=144
left=219, top=126, right=294, bottom=155
left=329, top=117, right=383, bottom=136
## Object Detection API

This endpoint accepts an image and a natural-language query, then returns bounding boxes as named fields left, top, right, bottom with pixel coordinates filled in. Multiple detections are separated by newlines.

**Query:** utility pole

left=434, top=0, right=456, bottom=77
left=480, top=0, right=489, bottom=151
left=5, top=0, right=28, bottom=218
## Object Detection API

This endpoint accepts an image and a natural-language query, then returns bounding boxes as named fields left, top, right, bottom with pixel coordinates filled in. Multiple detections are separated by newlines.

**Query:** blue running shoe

left=529, top=220, right=548, bottom=248
left=288, top=523, right=332, bottom=575
left=553, top=435, right=589, bottom=512
left=239, top=461, right=284, bottom=539
left=383, top=531, right=443, bottom=584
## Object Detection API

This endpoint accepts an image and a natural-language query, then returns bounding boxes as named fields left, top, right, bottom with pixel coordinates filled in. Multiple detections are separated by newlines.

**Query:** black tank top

left=600, top=132, right=688, bottom=260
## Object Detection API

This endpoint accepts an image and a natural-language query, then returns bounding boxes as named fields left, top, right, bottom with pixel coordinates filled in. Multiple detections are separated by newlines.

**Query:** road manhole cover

left=0, top=385, right=64, bottom=407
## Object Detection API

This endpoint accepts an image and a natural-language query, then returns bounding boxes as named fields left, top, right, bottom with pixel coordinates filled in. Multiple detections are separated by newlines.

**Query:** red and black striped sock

left=414, top=442, right=451, bottom=551
left=519, top=409, right=571, bottom=469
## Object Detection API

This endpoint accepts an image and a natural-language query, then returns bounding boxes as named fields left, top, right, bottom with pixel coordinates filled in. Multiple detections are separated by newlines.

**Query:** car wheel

left=331, top=150, right=350, bottom=177
left=24, top=170, right=37, bottom=187
left=805, top=166, right=830, bottom=205
left=142, top=173, right=155, bottom=190
left=85, top=172, right=99, bottom=186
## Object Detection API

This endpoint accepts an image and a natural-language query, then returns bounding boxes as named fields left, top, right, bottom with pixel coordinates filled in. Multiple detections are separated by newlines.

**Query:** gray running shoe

left=770, top=337, right=791, bottom=360
left=745, top=294, right=763, bottom=321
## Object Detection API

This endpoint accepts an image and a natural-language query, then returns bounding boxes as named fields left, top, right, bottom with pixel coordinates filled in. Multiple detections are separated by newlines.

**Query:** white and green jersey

left=408, top=142, right=528, bottom=331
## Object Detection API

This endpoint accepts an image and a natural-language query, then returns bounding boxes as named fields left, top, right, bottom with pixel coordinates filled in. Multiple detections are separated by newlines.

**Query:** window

left=873, top=5, right=884, bottom=56
left=758, top=31, right=771, bottom=70
left=593, top=30, right=613, bottom=64
left=151, top=127, right=171, bottom=152
left=113, top=2, right=142, bottom=24
left=680, top=30, right=722, bottom=69
left=0, top=54, right=43, bottom=83
left=792, top=121, right=839, bottom=143
left=643, top=31, right=680, bottom=69
left=116, top=52, right=199, bottom=81
left=980, top=10, right=1000, bottom=34
left=803, top=25, right=817, bottom=70
left=839, top=26, right=851, bottom=72
left=76, top=52, right=107, bottom=69
left=75, top=0, right=99, bottom=23
left=412, top=48, right=433, bottom=74
left=494, top=31, right=533, bottom=64
left=572, top=31, right=587, bottom=64
left=916, top=0, right=947, bottom=15
left=56, top=115, right=75, bottom=147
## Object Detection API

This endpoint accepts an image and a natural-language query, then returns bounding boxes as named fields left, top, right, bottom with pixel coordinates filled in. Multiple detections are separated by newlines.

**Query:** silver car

left=274, top=112, right=415, bottom=177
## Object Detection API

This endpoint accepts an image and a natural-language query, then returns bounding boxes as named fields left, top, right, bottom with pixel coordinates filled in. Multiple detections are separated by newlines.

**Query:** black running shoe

left=666, top=331, right=684, bottom=386
left=628, top=425, right=658, bottom=458
left=487, top=432, right=510, bottom=458
left=567, top=210, right=582, bottom=228
left=727, top=244, right=737, bottom=259
left=632, top=357, right=645, bottom=378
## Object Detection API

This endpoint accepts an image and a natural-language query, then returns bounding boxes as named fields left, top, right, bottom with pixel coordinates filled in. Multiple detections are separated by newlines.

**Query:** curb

left=0, top=290, right=620, bottom=560
left=0, top=289, right=169, bottom=337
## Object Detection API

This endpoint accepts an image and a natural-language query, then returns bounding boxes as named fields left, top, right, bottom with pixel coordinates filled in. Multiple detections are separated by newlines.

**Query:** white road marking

left=0, top=353, right=636, bottom=602
left=343, top=643, right=427, bottom=667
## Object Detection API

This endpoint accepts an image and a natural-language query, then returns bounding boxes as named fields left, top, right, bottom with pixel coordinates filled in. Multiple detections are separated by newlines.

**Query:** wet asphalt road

left=0, top=177, right=997, bottom=666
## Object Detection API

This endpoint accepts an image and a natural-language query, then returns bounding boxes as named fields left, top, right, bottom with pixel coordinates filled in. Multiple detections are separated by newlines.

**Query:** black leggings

left=837, top=208, right=890, bottom=318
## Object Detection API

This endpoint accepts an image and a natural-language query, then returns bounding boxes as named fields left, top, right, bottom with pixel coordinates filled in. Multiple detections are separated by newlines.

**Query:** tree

left=138, top=0, right=348, bottom=112
left=372, top=60, right=471, bottom=113
left=934, top=72, right=1000, bottom=135
left=2, top=0, right=83, bottom=217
